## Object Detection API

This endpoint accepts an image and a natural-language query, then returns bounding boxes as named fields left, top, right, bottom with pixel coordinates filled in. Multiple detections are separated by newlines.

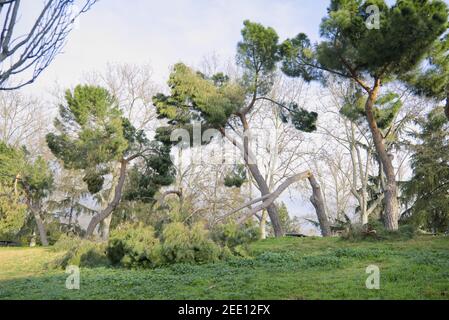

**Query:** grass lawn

left=0, top=236, right=448, bottom=300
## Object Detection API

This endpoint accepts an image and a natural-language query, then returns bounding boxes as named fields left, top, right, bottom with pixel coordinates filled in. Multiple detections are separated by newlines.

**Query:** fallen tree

left=220, top=170, right=331, bottom=237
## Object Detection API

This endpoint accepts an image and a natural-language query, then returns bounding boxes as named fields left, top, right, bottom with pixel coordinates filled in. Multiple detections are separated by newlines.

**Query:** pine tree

left=280, top=0, right=448, bottom=230
left=0, top=142, right=53, bottom=245
left=47, top=85, right=174, bottom=237
left=404, top=107, right=449, bottom=233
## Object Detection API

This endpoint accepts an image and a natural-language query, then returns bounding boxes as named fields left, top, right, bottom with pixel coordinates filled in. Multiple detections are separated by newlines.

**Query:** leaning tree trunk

left=100, top=214, right=113, bottom=241
left=308, top=174, right=331, bottom=237
left=85, top=159, right=128, bottom=237
left=23, top=190, right=48, bottom=246
left=99, top=166, right=121, bottom=241
left=246, top=162, right=284, bottom=237
left=365, top=83, right=399, bottom=230
left=34, top=213, right=49, bottom=246
left=234, top=115, right=284, bottom=237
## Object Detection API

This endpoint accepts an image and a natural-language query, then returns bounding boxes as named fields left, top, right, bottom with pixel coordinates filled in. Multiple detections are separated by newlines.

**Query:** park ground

left=0, top=236, right=448, bottom=300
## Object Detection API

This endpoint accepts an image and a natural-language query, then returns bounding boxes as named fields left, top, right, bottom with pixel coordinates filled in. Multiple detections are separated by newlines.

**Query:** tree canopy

left=47, top=84, right=174, bottom=236
left=404, top=107, right=449, bottom=233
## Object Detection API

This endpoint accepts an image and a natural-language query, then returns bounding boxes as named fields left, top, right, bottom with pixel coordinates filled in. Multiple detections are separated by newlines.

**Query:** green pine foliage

left=404, top=107, right=449, bottom=233
left=340, top=89, right=403, bottom=129
left=224, top=164, right=247, bottom=188
left=281, top=0, right=448, bottom=85
left=47, top=85, right=128, bottom=194
left=153, top=63, right=245, bottom=128
left=0, top=142, right=53, bottom=241
left=153, top=20, right=319, bottom=149
left=47, top=85, right=174, bottom=201
left=107, top=223, right=162, bottom=268
left=403, top=32, right=449, bottom=102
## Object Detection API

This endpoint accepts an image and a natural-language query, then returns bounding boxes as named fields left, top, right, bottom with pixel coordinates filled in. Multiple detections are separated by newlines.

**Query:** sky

left=21, top=0, right=329, bottom=93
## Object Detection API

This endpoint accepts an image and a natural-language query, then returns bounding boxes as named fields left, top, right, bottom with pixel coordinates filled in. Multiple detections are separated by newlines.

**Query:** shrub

left=51, top=234, right=80, bottom=252
left=107, top=223, right=161, bottom=268
left=161, top=222, right=220, bottom=264
left=50, top=235, right=108, bottom=268
left=190, top=223, right=221, bottom=264
left=211, top=222, right=260, bottom=253
left=219, top=246, right=235, bottom=261
left=342, top=220, right=417, bottom=241
left=161, top=222, right=194, bottom=263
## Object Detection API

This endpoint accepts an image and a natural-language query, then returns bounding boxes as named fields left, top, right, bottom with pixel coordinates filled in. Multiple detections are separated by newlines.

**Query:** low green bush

left=107, top=223, right=161, bottom=268
left=161, top=222, right=221, bottom=264
left=107, top=222, right=221, bottom=268
left=211, top=222, right=260, bottom=255
left=50, top=235, right=108, bottom=268
left=51, top=234, right=81, bottom=252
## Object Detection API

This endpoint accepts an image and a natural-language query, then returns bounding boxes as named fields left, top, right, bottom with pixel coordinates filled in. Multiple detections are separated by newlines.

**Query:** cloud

left=22, top=0, right=327, bottom=94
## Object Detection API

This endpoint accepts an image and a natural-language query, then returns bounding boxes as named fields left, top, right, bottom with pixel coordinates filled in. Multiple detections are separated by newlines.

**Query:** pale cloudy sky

left=22, top=0, right=329, bottom=93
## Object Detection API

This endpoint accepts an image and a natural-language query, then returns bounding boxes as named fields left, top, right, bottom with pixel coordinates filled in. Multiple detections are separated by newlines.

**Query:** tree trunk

left=33, top=211, right=48, bottom=246
left=100, top=214, right=113, bottom=241
left=233, top=171, right=315, bottom=235
left=260, top=210, right=268, bottom=239
left=29, top=230, right=36, bottom=247
left=365, top=82, right=399, bottom=230
left=362, top=212, right=369, bottom=225
left=24, top=194, right=49, bottom=247
left=246, top=163, right=283, bottom=237
left=233, top=115, right=284, bottom=237
left=308, top=174, right=331, bottom=237
left=85, top=159, right=128, bottom=237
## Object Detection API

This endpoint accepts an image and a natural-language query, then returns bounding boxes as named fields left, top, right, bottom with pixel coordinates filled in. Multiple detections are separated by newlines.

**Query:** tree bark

left=33, top=212, right=49, bottom=246
left=246, top=162, right=283, bottom=237
left=225, top=116, right=284, bottom=237
left=242, top=116, right=283, bottom=237
left=235, top=171, right=311, bottom=221
left=365, top=81, right=399, bottom=230
left=85, top=159, right=128, bottom=237
left=23, top=184, right=48, bottom=246
left=259, top=210, right=268, bottom=239
left=100, top=214, right=113, bottom=241
left=308, top=174, right=331, bottom=237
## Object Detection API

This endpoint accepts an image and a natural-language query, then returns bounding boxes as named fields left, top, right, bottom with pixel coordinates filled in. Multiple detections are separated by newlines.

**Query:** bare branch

left=0, top=0, right=97, bottom=90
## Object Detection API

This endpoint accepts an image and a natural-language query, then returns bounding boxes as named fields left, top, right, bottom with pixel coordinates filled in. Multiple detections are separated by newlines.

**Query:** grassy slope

left=0, top=236, right=448, bottom=300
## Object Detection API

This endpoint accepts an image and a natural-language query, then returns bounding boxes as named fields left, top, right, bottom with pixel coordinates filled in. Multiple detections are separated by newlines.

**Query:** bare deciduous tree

left=0, top=90, right=48, bottom=151
left=84, top=63, right=160, bottom=131
left=0, top=0, right=96, bottom=90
